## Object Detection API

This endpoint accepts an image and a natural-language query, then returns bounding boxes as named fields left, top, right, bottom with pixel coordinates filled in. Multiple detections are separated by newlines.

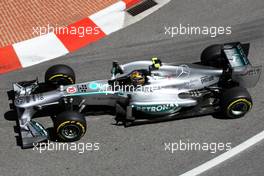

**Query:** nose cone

left=14, top=90, right=64, bottom=108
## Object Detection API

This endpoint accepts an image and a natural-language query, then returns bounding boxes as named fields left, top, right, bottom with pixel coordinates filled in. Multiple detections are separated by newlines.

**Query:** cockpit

left=109, top=58, right=162, bottom=86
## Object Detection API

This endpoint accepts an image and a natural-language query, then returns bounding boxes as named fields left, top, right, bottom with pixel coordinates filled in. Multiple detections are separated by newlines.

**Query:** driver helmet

left=130, top=71, right=145, bottom=85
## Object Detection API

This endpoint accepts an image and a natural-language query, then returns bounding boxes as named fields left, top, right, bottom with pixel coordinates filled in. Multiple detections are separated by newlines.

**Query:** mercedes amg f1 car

left=7, top=42, right=261, bottom=148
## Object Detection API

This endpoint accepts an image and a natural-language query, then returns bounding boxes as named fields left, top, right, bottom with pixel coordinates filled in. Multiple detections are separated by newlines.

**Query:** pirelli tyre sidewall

left=221, top=87, right=252, bottom=119
left=54, top=111, right=86, bottom=142
left=45, top=64, right=75, bottom=86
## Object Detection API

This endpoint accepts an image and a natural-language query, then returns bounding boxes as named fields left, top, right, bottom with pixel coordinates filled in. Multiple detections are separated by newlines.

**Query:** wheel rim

left=61, top=125, right=80, bottom=139
left=228, top=99, right=251, bottom=117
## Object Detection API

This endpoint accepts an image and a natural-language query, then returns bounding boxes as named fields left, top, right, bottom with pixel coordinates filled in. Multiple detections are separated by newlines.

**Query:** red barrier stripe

left=0, top=45, right=21, bottom=74
left=55, top=18, right=106, bottom=52
left=123, top=0, right=142, bottom=9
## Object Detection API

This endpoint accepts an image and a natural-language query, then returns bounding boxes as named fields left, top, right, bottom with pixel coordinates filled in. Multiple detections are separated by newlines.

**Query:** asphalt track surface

left=1, top=0, right=264, bottom=175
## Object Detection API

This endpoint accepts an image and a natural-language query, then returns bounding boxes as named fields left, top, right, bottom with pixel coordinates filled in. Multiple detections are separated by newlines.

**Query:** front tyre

left=45, top=64, right=75, bottom=86
left=220, top=87, right=252, bottom=118
left=54, top=111, right=86, bottom=142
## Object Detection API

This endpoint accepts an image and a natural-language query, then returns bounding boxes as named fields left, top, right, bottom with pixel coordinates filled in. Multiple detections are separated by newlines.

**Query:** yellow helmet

left=130, top=71, right=145, bottom=85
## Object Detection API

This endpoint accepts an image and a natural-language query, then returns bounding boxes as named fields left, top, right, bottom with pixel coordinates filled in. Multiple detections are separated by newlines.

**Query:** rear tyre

left=45, top=64, right=75, bottom=86
left=219, top=87, right=252, bottom=118
left=54, top=111, right=86, bottom=142
left=201, top=44, right=227, bottom=68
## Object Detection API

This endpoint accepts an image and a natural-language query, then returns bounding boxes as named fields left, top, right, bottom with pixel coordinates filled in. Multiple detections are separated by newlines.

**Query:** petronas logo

left=134, top=103, right=179, bottom=113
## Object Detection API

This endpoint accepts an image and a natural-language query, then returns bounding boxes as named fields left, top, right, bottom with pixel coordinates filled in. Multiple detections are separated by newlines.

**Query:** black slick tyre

left=45, top=64, right=75, bottom=86
left=201, top=44, right=227, bottom=68
left=54, top=111, right=86, bottom=142
left=220, top=87, right=252, bottom=118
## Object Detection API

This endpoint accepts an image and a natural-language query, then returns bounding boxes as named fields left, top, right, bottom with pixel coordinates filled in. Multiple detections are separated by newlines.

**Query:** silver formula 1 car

left=7, top=42, right=261, bottom=148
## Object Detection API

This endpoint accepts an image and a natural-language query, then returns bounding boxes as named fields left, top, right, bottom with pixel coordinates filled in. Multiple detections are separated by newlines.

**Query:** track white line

left=180, top=130, right=264, bottom=176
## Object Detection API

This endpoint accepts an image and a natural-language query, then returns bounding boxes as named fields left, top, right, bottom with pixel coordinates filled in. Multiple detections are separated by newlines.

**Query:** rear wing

left=223, top=42, right=251, bottom=67
left=223, top=42, right=262, bottom=87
